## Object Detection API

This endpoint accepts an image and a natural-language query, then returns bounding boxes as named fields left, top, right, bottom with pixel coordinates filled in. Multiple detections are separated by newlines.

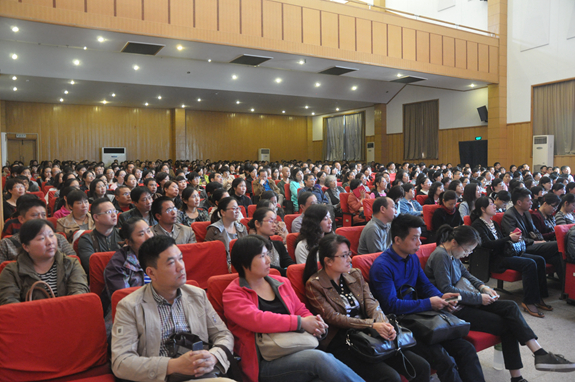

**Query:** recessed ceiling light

left=97, top=36, right=105, bottom=42
left=181, top=104, right=186, bottom=108
left=282, top=110, right=286, bottom=114
left=208, top=59, right=212, bottom=62
left=197, top=98, right=201, bottom=102
left=351, top=86, right=358, bottom=91
left=73, top=59, right=80, bottom=66
left=315, top=82, right=321, bottom=87
left=102, top=100, right=108, bottom=104
left=11, top=76, right=17, bottom=80
left=177, top=45, right=183, bottom=51
left=312, top=112, right=315, bottom=116
left=64, top=90, right=68, bottom=94
left=59, top=98, right=64, bottom=102
left=275, top=78, right=282, bottom=83
left=397, top=73, right=402, bottom=78
left=83, top=46, right=87, bottom=50
left=70, top=80, right=75, bottom=84
left=236, top=100, right=240, bottom=104
left=251, top=108, right=255, bottom=112
left=12, top=87, right=17, bottom=91
left=232, top=74, right=238, bottom=80
left=158, top=96, right=162, bottom=100
left=336, top=108, right=340, bottom=111
left=298, top=59, right=306, bottom=65
left=11, top=53, right=17, bottom=60
left=305, top=105, right=309, bottom=109
left=144, top=102, right=149, bottom=106
left=11, top=26, right=19, bottom=32
left=111, top=93, right=116, bottom=97
left=133, top=65, right=140, bottom=71
left=470, top=83, right=476, bottom=88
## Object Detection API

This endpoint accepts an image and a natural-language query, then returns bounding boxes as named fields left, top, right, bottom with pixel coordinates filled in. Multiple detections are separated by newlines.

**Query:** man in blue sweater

left=370, top=214, right=485, bottom=382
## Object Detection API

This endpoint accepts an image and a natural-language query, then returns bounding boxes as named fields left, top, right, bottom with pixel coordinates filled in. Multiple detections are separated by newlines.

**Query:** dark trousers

left=500, top=253, right=548, bottom=304
left=409, top=337, right=485, bottom=382
left=329, top=341, right=431, bottom=382
left=528, top=241, right=564, bottom=285
left=455, top=300, right=537, bottom=371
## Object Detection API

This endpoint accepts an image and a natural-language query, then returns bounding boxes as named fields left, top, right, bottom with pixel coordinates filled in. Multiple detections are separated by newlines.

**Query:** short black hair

left=151, top=196, right=173, bottom=219
left=131, top=186, right=151, bottom=204
left=495, top=190, right=511, bottom=202
left=67, top=189, right=88, bottom=206
left=372, top=196, right=390, bottom=215
left=230, top=235, right=272, bottom=278
left=552, top=183, right=565, bottom=192
left=91, top=197, right=113, bottom=216
left=17, top=196, right=46, bottom=217
left=139, top=235, right=177, bottom=272
left=390, top=214, right=424, bottom=242
left=297, top=191, right=314, bottom=208
left=543, top=192, right=561, bottom=206
left=511, top=188, right=532, bottom=205
left=20, top=219, right=54, bottom=246
left=205, top=181, right=223, bottom=195
left=402, top=183, right=415, bottom=193
left=143, top=177, right=157, bottom=187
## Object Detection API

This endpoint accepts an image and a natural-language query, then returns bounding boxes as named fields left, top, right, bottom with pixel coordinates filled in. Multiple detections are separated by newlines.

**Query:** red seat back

left=27, top=191, right=45, bottom=199
left=363, top=199, right=375, bottom=221
left=284, top=214, right=300, bottom=233
left=0, top=260, right=15, bottom=275
left=191, top=221, right=211, bottom=243
left=239, top=205, right=247, bottom=218
left=463, top=215, right=472, bottom=226
left=345, top=186, right=350, bottom=193
left=47, top=216, right=59, bottom=229
left=415, top=243, right=437, bottom=269
left=286, top=263, right=309, bottom=308
left=284, top=183, right=292, bottom=201
left=248, top=204, right=256, bottom=217
left=416, top=195, right=428, bottom=205
left=492, top=212, right=504, bottom=227
left=0, top=294, right=108, bottom=381
left=207, top=274, right=239, bottom=323
left=422, top=204, right=441, bottom=232
left=351, top=253, right=380, bottom=282
left=274, top=179, right=281, bottom=185
left=179, top=241, right=229, bottom=289
left=555, top=224, right=575, bottom=260
left=340, top=193, right=351, bottom=213
left=335, top=226, right=365, bottom=256
left=89, top=251, right=116, bottom=295
left=240, top=218, right=251, bottom=230
left=286, top=233, right=299, bottom=262
left=42, top=184, right=53, bottom=194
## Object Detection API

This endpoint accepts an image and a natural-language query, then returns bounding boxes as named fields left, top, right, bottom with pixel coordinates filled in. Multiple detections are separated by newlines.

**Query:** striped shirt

left=37, top=262, right=58, bottom=297
left=151, top=286, right=190, bottom=357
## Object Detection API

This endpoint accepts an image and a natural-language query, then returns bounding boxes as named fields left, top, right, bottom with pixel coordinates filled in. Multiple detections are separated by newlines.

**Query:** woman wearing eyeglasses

left=425, top=224, right=575, bottom=380
left=205, top=197, right=247, bottom=263
left=303, top=234, right=430, bottom=382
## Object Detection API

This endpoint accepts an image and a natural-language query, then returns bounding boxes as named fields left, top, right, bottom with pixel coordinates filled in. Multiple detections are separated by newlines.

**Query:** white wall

left=312, top=107, right=374, bottom=141
left=386, top=86, right=488, bottom=134
left=385, top=0, right=488, bottom=32
left=507, top=0, right=575, bottom=123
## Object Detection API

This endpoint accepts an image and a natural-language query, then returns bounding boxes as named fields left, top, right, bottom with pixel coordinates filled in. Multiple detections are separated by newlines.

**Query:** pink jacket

left=222, top=275, right=312, bottom=382
left=53, top=207, right=71, bottom=219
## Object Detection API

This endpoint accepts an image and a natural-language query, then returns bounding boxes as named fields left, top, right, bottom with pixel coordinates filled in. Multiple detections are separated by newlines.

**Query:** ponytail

left=302, top=246, right=320, bottom=285
left=302, top=235, right=351, bottom=285
left=435, top=224, right=482, bottom=247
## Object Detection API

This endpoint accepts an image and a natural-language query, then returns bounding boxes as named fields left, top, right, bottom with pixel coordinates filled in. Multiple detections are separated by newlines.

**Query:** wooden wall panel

left=455, top=39, right=467, bottom=69
left=2, top=102, right=172, bottom=161
left=416, top=31, right=429, bottom=63
left=87, top=0, right=114, bottom=16
left=478, top=44, right=489, bottom=73
left=116, top=0, right=141, bottom=20
left=241, top=0, right=262, bottom=37
left=339, top=15, right=356, bottom=51
left=312, top=141, right=323, bottom=162
left=489, top=45, right=498, bottom=74
left=219, top=0, right=241, bottom=34
left=372, top=22, right=387, bottom=56
left=386, top=134, right=404, bottom=163
left=145, top=0, right=169, bottom=24
left=21, top=0, right=52, bottom=7
left=438, top=126, right=488, bottom=166
left=302, top=8, right=320, bottom=46
left=56, top=0, right=84, bottom=12
left=430, top=34, right=443, bottom=65
left=185, top=111, right=309, bottom=161
left=467, top=41, right=478, bottom=71
left=387, top=25, right=402, bottom=59
left=442, top=36, right=455, bottom=67
left=262, top=1, right=282, bottom=40
left=170, top=0, right=194, bottom=27
left=356, top=19, right=372, bottom=54
left=195, top=0, right=218, bottom=31
left=402, top=28, right=416, bottom=61
left=321, top=12, right=339, bottom=49
left=283, top=4, right=302, bottom=43
left=507, top=122, right=532, bottom=168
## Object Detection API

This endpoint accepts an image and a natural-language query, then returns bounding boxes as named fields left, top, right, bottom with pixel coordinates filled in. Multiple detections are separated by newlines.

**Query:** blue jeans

left=259, top=349, right=364, bottom=382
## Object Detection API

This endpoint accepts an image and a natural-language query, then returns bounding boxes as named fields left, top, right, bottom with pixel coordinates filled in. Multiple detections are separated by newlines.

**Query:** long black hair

left=435, top=224, right=481, bottom=247
left=295, top=204, right=330, bottom=250
left=302, top=234, right=350, bottom=284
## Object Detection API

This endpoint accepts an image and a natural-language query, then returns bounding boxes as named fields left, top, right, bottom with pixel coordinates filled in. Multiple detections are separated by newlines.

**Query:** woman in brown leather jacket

left=303, top=235, right=430, bottom=382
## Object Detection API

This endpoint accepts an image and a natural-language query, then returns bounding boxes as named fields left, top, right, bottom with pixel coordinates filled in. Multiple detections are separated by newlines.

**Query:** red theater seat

left=284, top=214, right=300, bottom=233
left=286, top=263, right=310, bottom=309
left=286, top=232, right=298, bottom=262
left=191, top=221, right=211, bottom=243
left=363, top=198, right=375, bottom=221
left=89, top=251, right=115, bottom=296
left=335, top=226, right=365, bottom=256
left=179, top=241, right=229, bottom=289
left=351, top=253, right=380, bottom=282
left=555, top=224, right=575, bottom=301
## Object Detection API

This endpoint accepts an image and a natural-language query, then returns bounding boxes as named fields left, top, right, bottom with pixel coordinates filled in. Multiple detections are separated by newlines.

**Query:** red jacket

left=222, top=275, right=312, bottom=382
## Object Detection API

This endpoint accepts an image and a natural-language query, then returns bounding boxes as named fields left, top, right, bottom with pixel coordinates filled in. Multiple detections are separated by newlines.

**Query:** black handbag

left=345, top=314, right=416, bottom=363
left=165, top=333, right=243, bottom=382
left=397, top=285, right=470, bottom=345
left=504, top=239, right=526, bottom=257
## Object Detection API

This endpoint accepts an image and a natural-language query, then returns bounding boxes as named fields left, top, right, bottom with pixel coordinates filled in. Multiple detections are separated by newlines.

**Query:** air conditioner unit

left=366, top=142, right=375, bottom=162
left=532, top=135, right=553, bottom=172
left=101, top=147, right=127, bottom=165
left=258, top=148, right=270, bottom=162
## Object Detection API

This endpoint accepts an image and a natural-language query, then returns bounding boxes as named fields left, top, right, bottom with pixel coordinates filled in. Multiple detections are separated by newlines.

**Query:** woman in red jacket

left=222, top=235, right=364, bottom=382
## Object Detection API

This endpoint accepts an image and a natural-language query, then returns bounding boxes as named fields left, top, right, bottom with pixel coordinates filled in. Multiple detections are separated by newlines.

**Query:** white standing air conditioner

left=532, top=135, right=554, bottom=173
left=258, top=148, right=270, bottom=162
left=101, top=147, right=127, bottom=166
left=366, top=142, right=375, bottom=162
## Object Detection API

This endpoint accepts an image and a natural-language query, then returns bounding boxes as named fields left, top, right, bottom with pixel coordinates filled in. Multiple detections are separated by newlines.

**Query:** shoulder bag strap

left=25, top=280, right=56, bottom=301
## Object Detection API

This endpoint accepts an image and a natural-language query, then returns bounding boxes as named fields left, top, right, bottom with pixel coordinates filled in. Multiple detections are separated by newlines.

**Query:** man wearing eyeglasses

left=113, top=185, right=134, bottom=213
left=77, top=198, right=123, bottom=275
left=118, top=187, right=157, bottom=228
left=151, top=197, right=196, bottom=245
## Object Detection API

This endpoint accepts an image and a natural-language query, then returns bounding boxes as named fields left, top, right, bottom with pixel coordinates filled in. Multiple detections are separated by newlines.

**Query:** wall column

left=373, top=103, right=387, bottom=163
left=487, top=0, right=508, bottom=166
left=173, top=108, right=187, bottom=161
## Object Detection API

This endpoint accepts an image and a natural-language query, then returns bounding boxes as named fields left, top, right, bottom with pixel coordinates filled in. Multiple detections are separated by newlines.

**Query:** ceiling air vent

left=391, top=76, right=427, bottom=84
left=230, top=54, right=273, bottom=66
left=319, top=66, right=358, bottom=76
left=121, top=42, right=165, bottom=55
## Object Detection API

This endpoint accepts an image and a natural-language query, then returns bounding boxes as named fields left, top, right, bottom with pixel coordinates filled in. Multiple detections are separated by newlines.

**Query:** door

left=7, top=136, right=37, bottom=164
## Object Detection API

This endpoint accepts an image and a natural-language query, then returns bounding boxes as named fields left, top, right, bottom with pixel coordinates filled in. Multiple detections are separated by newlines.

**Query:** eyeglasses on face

left=97, top=209, right=119, bottom=215
left=333, top=252, right=352, bottom=260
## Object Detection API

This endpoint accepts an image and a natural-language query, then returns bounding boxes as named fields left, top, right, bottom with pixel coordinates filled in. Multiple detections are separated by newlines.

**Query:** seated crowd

left=2, top=158, right=575, bottom=382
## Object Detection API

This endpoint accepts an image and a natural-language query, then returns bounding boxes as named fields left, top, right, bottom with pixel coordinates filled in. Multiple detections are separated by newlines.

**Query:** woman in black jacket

left=430, top=191, right=462, bottom=241
left=470, top=196, right=551, bottom=318
left=230, top=177, right=252, bottom=214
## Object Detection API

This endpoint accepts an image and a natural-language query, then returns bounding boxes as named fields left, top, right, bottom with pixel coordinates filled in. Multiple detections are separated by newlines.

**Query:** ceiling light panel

left=121, top=42, right=165, bottom=56
left=319, top=66, right=358, bottom=76
left=230, top=54, right=272, bottom=66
